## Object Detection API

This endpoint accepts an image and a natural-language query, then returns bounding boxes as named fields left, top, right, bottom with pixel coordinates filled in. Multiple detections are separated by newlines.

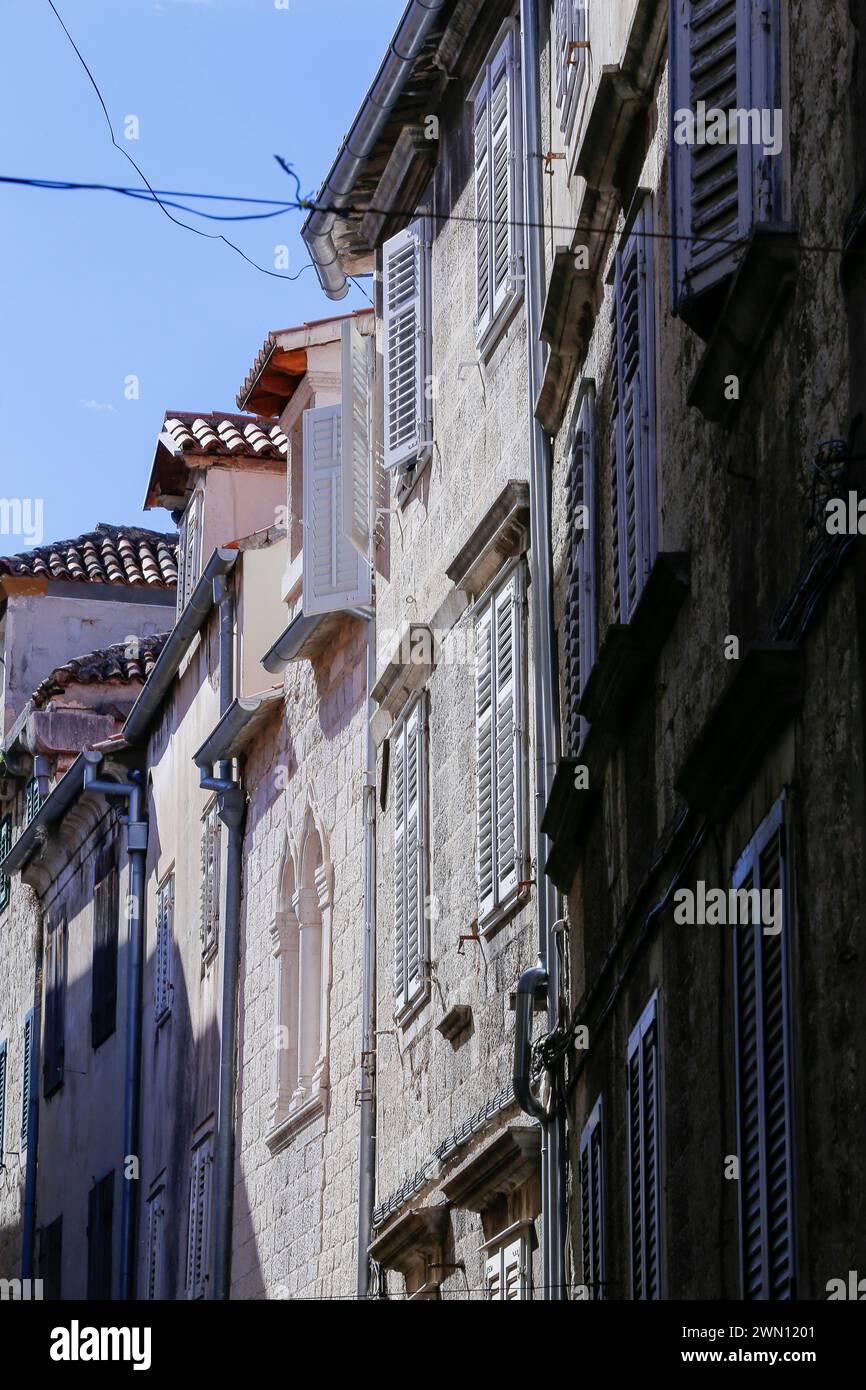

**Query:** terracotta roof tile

left=0, top=523, right=178, bottom=589
left=162, top=411, right=287, bottom=460
left=31, top=633, right=170, bottom=708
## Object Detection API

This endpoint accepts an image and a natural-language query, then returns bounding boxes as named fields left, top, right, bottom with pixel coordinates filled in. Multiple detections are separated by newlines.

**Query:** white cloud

left=81, top=399, right=118, bottom=413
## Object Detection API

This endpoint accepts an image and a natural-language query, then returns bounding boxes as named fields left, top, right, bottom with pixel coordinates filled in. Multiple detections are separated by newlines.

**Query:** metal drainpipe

left=357, top=614, right=377, bottom=1297
left=517, top=0, right=567, bottom=1300
left=20, top=925, right=43, bottom=1282
left=82, top=751, right=148, bottom=1302
left=205, top=573, right=246, bottom=1302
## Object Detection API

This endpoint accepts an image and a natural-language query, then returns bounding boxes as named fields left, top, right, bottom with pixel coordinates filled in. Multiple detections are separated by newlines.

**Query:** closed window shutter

left=733, top=799, right=795, bottom=1299
left=475, top=606, right=496, bottom=920
left=303, top=404, right=371, bottom=614
left=155, top=875, right=173, bottom=1019
left=670, top=0, right=783, bottom=315
left=383, top=223, right=429, bottom=473
left=21, top=1010, right=32, bottom=1145
left=484, top=1250, right=501, bottom=1299
left=201, top=806, right=220, bottom=957
left=87, top=1172, right=114, bottom=1300
left=341, top=316, right=372, bottom=555
left=177, top=491, right=202, bottom=614
left=41, top=1215, right=62, bottom=1300
left=475, top=570, right=525, bottom=922
left=393, top=703, right=426, bottom=1011
left=0, top=1041, right=7, bottom=1167
left=615, top=202, right=657, bottom=623
left=627, top=995, right=661, bottom=1300
left=490, top=46, right=513, bottom=318
left=565, top=390, right=598, bottom=754
left=187, top=1139, right=212, bottom=1299
left=579, top=1098, right=604, bottom=1298
left=146, top=1190, right=165, bottom=1300
left=44, top=917, right=65, bottom=1095
left=92, top=853, right=119, bottom=1048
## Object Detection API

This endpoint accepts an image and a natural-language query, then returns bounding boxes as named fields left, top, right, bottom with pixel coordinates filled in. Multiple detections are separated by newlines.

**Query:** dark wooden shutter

left=670, top=0, right=784, bottom=328
left=579, top=1097, right=604, bottom=1298
left=20, top=1010, right=33, bottom=1144
left=43, top=913, right=66, bottom=1096
left=733, top=798, right=795, bottom=1299
left=0, top=814, right=11, bottom=912
left=87, top=1171, right=114, bottom=1300
left=615, top=200, right=657, bottom=623
left=92, top=846, right=119, bottom=1047
left=40, top=1215, right=63, bottom=1300
left=628, top=994, right=661, bottom=1299
left=565, top=389, right=597, bottom=754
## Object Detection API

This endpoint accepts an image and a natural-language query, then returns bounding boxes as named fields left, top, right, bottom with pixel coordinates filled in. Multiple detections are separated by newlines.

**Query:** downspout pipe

left=301, top=0, right=448, bottom=300
left=357, top=612, right=376, bottom=1297
left=82, top=751, right=148, bottom=1302
left=201, top=572, right=245, bottom=1302
left=517, top=0, right=568, bottom=1300
left=20, top=933, right=42, bottom=1282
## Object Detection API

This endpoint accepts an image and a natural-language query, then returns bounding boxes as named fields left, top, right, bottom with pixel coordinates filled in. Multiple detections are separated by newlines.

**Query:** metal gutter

left=193, top=691, right=282, bottom=770
left=301, top=0, right=449, bottom=300
left=0, top=753, right=87, bottom=876
left=122, top=548, right=237, bottom=746
left=261, top=611, right=326, bottom=673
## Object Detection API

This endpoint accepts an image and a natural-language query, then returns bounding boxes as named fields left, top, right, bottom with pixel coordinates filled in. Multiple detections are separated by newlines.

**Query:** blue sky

left=0, top=0, right=406, bottom=549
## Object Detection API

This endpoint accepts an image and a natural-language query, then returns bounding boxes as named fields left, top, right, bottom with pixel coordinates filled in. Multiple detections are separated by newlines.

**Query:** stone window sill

left=266, top=1086, right=326, bottom=1154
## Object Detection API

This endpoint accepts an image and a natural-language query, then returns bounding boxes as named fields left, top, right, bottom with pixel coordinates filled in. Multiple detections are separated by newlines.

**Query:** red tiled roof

left=0, top=524, right=178, bottom=588
left=31, top=633, right=170, bottom=708
left=161, top=411, right=288, bottom=459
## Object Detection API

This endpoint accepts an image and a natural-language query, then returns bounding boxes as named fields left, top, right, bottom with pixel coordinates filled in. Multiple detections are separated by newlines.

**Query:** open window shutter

left=475, top=607, right=495, bottom=921
left=494, top=573, right=523, bottom=904
left=490, top=37, right=514, bottom=320
left=566, top=392, right=597, bottom=754
left=627, top=997, right=661, bottom=1300
left=579, top=1098, right=604, bottom=1298
left=341, top=316, right=372, bottom=555
left=556, top=1, right=586, bottom=145
left=44, top=918, right=65, bottom=1094
left=21, top=1010, right=32, bottom=1144
left=92, top=857, right=119, bottom=1047
left=303, top=404, right=371, bottom=613
left=615, top=204, right=657, bottom=623
left=0, top=815, right=11, bottom=912
left=185, top=1152, right=199, bottom=1295
left=198, top=1143, right=212, bottom=1297
left=393, top=721, right=407, bottom=1004
left=671, top=1, right=782, bottom=316
left=404, top=703, right=424, bottom=1004
left=474, top=88, right=492, bottom=339
left=383, top=224, right=424, bottom=472
left=0, top=1041, right=7, bottom=1166
left=733, top=801, right=794, bottom=1299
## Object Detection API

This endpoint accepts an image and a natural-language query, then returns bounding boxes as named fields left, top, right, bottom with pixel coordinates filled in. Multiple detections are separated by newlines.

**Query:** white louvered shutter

left=155, top=876, right=173, bottom=1018
left=475, top=606, right=495, bottom=921
left=474, top=88, right=492, bottom=338
left=494, top=574, right=522, bottom=904
left=579, top=1098, right=604, bottom=1299
left=615, top=201, right=657, bottom=623
left=565, top=390, right=598, bottom=754
left=503, top=1238, right=525, bottom=1300
left=303, top=404, right=371, bottom=613
left=393, top=703, right=426, bottom=1012
left=484, top=1250, right=501, bottom=1300
left=670, top=0, right=783, bottom=316
left=627, top=996, right=661, bottom=1300
left=733, top=799, right=794, bottom=1299
left=383, top=224, right=425, bottom=472
left=489, top=38, right=513, bottom=321
left=341, top=316, right=372, bottom=556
